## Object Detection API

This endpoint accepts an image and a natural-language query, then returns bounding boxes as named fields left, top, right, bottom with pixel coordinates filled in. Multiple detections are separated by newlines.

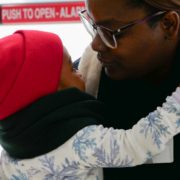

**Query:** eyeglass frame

left=79, top=9, right=167, bottom=49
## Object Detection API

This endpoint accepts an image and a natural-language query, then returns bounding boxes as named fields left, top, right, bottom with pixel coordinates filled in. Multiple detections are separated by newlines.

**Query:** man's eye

left=104, top=30, right=113, bottom=36
left=114, top=31, right=123, bottom=37
left=114, top=29, right=127, bottom=38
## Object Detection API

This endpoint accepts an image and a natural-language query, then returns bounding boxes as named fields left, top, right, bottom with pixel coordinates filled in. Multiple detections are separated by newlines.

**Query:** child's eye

left=72, top=67, right=77, bottom=72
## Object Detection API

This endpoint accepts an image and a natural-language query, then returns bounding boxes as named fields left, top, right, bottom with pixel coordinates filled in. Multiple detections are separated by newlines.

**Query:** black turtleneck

left=98, top=47, right=180, bottom=179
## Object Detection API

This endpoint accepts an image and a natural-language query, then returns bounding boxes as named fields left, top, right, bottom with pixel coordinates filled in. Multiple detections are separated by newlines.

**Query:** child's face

left=57, top=47, right=85, bottom=91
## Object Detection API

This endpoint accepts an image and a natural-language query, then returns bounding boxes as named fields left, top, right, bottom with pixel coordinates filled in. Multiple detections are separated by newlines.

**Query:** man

left=76, top=0, right=180, bottom=179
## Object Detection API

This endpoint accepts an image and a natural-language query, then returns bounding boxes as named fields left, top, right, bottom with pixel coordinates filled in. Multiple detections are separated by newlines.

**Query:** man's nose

left=91, top=33, right=108, bottom=52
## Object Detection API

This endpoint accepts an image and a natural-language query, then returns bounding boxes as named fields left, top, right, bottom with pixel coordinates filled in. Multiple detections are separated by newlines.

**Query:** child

left=0, top=30, right=179, bottom=180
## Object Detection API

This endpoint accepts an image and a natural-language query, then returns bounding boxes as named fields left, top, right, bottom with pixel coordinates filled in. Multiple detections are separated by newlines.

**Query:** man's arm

left=71, top=88, right=180, bottom=168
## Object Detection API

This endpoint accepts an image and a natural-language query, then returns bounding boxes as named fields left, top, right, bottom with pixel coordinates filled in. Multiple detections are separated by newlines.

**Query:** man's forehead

left=86, top=0, right=129, bottom=11
left=86, top=0, right=147, bottom=26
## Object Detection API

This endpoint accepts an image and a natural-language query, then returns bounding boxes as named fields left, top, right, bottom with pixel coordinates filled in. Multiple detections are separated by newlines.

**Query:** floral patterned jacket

left=0, top=84, right=180, bottom=180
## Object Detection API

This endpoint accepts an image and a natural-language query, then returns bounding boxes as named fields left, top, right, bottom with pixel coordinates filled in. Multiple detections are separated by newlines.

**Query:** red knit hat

left=0, top=30, right=63, bottom=120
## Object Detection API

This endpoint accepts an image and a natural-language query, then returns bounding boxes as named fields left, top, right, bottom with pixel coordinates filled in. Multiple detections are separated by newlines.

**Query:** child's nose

left=76, top=70, right=83, bottom=79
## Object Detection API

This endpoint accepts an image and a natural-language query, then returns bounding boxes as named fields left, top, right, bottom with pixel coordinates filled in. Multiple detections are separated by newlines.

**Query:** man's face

left=86, top=0, right=171, bottom=80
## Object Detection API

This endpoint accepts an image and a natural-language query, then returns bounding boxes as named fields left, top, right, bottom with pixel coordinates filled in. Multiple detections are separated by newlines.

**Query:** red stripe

left=1, top=1, right=85, bottom=24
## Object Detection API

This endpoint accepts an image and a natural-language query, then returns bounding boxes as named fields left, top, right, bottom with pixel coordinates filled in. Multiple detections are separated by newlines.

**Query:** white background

left=0, top=0, right=91, bottom=152
left=0, top=0, right=91, bottom=61
left=0, top=23, right=91, bottom=61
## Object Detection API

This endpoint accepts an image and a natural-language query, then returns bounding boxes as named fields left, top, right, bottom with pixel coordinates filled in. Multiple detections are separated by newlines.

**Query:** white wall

left=0, top=23, right=91, bottom=61
left=0, top=0, right=90, bottom=61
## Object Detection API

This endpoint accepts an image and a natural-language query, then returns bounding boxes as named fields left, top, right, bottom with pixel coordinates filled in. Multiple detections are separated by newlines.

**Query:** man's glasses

left=79, top=10, right=166, bottom=49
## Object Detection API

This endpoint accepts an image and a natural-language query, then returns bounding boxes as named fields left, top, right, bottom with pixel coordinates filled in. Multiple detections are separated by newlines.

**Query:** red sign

left=1, top=1, right=85, bottom=24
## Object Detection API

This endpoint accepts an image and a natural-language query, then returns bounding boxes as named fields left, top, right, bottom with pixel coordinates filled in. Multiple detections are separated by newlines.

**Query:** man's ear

left=161, top=11, right=180, bottom=39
